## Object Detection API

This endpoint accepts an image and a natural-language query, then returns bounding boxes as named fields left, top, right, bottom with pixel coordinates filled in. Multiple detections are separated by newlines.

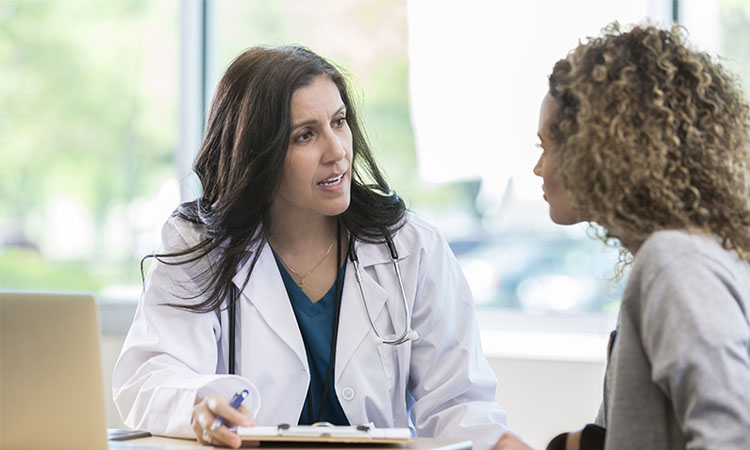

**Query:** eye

left=295, top=130, right=314, bottom=143
left=333, top=116, right=347, bottom=128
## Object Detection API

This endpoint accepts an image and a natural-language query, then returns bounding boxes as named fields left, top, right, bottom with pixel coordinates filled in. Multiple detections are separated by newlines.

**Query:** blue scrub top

left=272, top=251, right=350, bottom=426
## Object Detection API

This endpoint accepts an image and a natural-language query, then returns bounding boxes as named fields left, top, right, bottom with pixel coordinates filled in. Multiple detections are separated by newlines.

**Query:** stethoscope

left=348, top=234, right=419, bottom=346
left=227, top=233, right=418, bottom=375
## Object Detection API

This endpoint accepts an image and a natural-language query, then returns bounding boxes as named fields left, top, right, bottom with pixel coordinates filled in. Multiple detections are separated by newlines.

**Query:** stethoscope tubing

left=349, top=234, right=417, bottom=345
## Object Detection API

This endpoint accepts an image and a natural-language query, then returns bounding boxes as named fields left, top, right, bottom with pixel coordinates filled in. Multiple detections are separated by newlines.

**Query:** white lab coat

left=112, top=212, right=508, bottom=449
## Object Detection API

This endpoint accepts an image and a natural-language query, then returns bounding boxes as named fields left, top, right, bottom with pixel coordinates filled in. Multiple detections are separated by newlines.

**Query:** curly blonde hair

left=549, top=22, right=750, bottom=261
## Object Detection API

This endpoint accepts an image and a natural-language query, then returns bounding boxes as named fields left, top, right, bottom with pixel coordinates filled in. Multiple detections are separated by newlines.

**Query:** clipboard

left=237, top=424, right=413, bottom=444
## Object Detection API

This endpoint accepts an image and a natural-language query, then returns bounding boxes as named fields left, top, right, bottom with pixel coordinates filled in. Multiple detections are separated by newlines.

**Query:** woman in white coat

left=112, top=45, right=508, bottom=449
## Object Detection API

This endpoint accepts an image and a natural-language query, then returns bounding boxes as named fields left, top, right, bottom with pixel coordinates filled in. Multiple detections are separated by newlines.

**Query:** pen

left=209, top=389, right=249, bottom=431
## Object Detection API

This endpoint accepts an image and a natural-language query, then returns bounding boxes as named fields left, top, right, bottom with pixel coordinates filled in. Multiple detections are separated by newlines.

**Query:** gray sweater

left=597, top=230, right=750, bottom=449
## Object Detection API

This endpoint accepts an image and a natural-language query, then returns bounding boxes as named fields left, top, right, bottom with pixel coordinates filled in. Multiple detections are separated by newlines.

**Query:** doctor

left=112, top=45, right=508, bottom=449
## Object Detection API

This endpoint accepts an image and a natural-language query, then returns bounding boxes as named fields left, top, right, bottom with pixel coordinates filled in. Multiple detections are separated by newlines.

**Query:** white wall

left=101, top=334, right=127, bottom=429
left=489, top=357, right=604, bottom=449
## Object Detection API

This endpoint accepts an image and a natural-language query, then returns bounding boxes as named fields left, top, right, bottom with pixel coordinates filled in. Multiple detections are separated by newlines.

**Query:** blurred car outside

left=451, top=231, right=624, bottom=314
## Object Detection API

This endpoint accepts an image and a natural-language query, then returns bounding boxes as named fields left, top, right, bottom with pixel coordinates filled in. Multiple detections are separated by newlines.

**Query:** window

left=407, top=0, right=659, bottom=316
left=2, top=0, right=748, bottom=331
left=0, top=1, right=180, bottom=299
left=682, top=0, right=750, bottom=96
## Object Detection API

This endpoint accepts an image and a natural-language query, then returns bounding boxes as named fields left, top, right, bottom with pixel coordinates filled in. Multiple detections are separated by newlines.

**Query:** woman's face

left=534, top=92, right=581, bottom=225
left=272, top=75, right=353, bottom=221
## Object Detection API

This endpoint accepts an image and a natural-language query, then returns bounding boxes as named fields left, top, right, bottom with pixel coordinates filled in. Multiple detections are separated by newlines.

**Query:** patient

left=495, top=22, right=750, bottom=450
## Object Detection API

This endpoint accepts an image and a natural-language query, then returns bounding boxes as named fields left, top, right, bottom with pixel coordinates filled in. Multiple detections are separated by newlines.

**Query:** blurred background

left=4, top=0, right=749, bottom=313
left=2, top=0, right=749, bottom=446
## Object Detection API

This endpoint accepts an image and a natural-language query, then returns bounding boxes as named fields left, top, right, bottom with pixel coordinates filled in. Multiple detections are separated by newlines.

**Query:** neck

left=269, top=212, right=338, bottom=254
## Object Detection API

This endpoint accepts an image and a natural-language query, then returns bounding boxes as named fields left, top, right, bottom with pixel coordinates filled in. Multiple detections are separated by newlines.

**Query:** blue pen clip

left=209, top=389, right=249, bottom=431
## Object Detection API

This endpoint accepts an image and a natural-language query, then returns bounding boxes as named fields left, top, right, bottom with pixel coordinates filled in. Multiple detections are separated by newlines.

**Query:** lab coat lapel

left=232, top=243, right=307, bottom=367
left=335, top=240, right=393, bottom=382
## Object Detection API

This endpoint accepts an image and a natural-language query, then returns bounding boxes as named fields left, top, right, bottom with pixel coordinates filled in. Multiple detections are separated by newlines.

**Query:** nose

left=322, top=128, right=347, bottom=164
left=533, top=154, right=543, bottom=177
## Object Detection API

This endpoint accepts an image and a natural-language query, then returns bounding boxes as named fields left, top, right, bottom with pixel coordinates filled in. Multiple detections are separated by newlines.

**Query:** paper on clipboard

left=236, top=424, right=413, bottom=444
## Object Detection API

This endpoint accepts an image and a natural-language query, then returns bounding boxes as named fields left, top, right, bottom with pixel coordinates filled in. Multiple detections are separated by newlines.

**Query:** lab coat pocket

left=375, top=342, right=398, bottom=390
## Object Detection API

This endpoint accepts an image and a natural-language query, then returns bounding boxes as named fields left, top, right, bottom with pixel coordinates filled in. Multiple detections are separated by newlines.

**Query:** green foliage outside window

left=1, top=0, right=179, bottom=293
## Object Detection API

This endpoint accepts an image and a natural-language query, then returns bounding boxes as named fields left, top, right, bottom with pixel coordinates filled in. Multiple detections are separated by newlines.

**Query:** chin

left=549, top=209, right=581, bottom=225
left=322, top=198, right=351, bottom=217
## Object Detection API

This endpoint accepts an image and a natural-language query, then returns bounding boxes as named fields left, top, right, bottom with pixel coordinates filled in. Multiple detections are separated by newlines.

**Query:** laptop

left=1, top=291, right=109, bottom=450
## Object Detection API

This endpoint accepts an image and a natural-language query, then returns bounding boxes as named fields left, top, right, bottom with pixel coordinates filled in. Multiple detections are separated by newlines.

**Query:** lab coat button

left=342, top=386, right=355, bottom=400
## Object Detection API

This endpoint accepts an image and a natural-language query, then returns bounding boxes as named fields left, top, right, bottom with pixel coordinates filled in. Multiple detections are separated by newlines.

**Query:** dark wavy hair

left=146, top=45, right=406, bottom=312
left=548, top=23, right=750, bottom=260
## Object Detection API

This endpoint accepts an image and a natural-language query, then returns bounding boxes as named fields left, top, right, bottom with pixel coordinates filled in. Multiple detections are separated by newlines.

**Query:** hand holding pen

left=192, top=389, right=254, bottom=449
left=210, top=390, right=249, bottom=431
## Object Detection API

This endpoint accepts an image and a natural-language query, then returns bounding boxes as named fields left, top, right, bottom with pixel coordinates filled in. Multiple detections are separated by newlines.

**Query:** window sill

left=477, top=309, right=616, bottom=363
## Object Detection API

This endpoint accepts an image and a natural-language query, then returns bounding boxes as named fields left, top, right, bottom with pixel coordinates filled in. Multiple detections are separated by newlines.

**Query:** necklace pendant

left=299, top=279, right=305, bottom=289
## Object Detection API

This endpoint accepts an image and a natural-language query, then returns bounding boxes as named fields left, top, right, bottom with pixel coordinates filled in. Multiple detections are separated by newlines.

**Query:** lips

left=318, top=172, right=345, bottom=187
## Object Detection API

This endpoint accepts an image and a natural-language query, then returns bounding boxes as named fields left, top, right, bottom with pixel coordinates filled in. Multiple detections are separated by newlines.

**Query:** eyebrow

left=291, top=105, right=347, bottom=131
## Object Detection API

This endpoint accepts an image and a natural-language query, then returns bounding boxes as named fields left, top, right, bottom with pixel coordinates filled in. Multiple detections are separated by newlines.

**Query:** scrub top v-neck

left=272, top=251, right=350, bottom=426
